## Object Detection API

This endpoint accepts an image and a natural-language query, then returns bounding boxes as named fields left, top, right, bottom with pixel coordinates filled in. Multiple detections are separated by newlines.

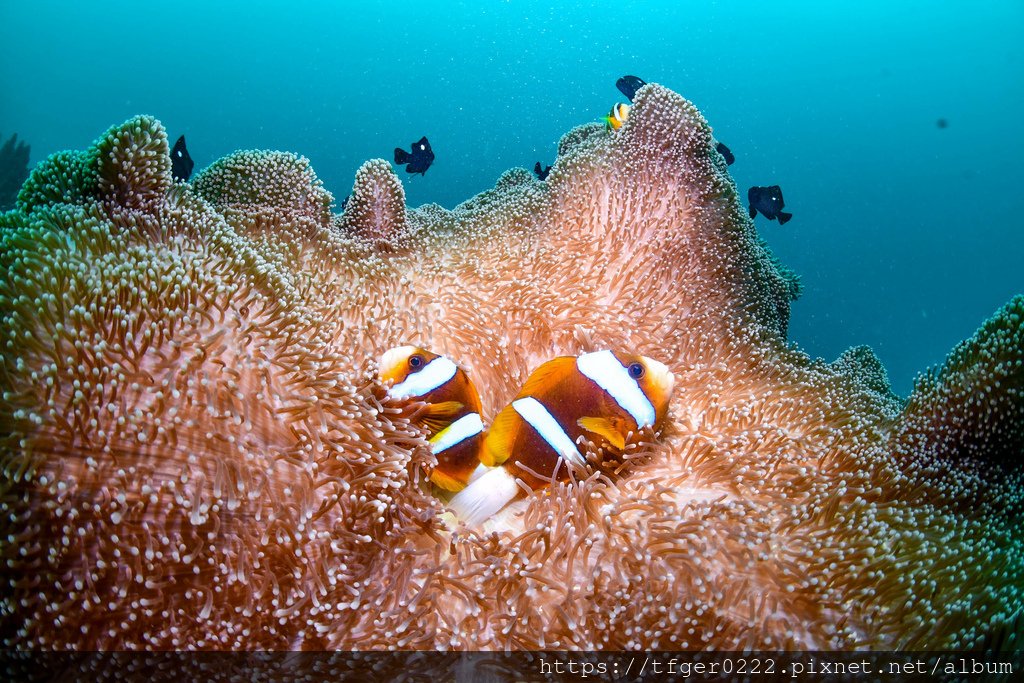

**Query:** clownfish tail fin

left=448, top=467, right=520, bottom=527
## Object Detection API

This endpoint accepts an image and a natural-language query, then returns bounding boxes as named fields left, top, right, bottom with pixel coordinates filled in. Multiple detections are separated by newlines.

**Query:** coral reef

left=0, top=85, right=1021, bottom=651
left=0, top=133, right=31, bottom=211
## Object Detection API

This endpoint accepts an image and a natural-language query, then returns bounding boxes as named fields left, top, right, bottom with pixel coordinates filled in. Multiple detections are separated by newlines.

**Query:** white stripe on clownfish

left=430, top=412, right=484, bottom=454
left=511, top=396, right=586, bottom=468
left=387, top=355, right=458, bottom=399
left=576, top=350, right=656, bottom=428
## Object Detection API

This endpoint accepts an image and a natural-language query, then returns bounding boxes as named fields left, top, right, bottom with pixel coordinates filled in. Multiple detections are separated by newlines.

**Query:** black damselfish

left=171, top=135, right=194, bottom=182
left=616, top=75, right=647, bottom=102
left=748, top=185, right=792, bottom=225
left=715, top=141, right=735, bottom=166
left=534, top=162, right=551, bottom=181
left=394, top=136, right=434, bottom=175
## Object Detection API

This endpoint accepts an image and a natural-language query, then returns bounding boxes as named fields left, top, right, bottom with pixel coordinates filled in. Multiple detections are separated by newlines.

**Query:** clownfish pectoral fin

left=420, top=400, right=465, bottom=433
left=519, top=356, right=576, bottom=397
left=578, top=416, right=627, bottom=451
left=423, top=400, right=464, bottom=417
left=430, top=468, right=468, bottom=493
left=480, top=404, right=520, bottom=468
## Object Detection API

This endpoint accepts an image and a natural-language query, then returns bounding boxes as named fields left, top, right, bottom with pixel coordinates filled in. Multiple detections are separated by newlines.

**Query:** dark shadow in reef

left=0, top=133, right=31, bottom=211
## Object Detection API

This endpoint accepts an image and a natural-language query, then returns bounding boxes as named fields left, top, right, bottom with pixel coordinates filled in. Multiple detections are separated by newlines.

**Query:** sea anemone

left=0, top=84, right=1021, bottom=651
left=193, top=149, right=333, bottom=226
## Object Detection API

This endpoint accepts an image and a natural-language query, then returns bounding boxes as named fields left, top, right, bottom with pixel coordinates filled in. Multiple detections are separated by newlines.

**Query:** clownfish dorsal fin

left=518, top=356, right=577, bottom=398
left=419, top=400, right=464, bottom=433
left=578, top=416, right=627, bottom=451
left=480, top=404, right=520, bottom=467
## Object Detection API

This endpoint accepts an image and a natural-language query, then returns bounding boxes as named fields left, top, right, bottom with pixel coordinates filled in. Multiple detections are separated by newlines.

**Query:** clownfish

left=449, top=350, right=674, bottom=526
left=379, top=345, right=485, bottom=492
left=604, top=102, right=631, bottom=131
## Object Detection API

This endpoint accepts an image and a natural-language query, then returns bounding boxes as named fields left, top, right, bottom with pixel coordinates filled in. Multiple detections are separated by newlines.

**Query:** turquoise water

left=1, top=0, right=1021, bottom=396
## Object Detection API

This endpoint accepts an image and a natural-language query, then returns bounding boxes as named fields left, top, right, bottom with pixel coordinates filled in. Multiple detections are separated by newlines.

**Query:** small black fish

left=616, top=75, right=647, bottom=102
left=394, top=136, right=434, bottom=175
left=171, top=135, right=194, bottom=182
left=534, top=162, right=551, bottom=181
left=936, top=118, right=949, bottom=129
left=715, top=141, right=735, bottom=166
left=340, top=194, right=350, bottom=211
left=748, top=185, right=792, bottom=225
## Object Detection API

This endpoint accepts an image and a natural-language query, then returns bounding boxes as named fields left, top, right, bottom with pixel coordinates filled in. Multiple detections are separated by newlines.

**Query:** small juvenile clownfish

left=449, top=350, right=674, bottom=526
left=604, top=102, right=631, bottom=131
left=379, top=346, right=485, bottom=492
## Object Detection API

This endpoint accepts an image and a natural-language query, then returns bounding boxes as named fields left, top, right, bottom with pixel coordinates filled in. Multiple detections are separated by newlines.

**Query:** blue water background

left=2, top=0, right=1021, bottom=396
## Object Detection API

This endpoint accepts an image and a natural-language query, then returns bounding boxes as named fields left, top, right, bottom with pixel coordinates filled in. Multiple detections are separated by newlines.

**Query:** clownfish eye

left=627, top=362, right=645, bottom=379
left=408, top=354, right=425, bottom=370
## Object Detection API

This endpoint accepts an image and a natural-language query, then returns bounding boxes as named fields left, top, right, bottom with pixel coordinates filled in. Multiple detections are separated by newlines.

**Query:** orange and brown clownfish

left=449, top=350, right=674, bottom=526
left=379, top=345, right=485, bottom=492
left=604, top=102, right=631, bottom=131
